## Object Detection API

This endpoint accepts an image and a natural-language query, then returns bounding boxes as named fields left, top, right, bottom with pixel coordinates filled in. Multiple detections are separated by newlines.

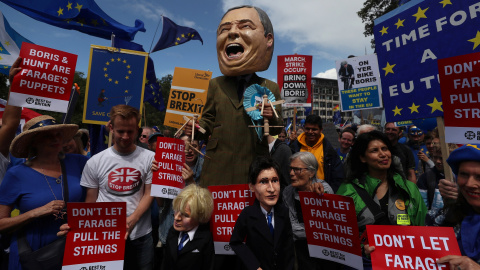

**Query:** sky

left=0, top=0, right=373, bottom=82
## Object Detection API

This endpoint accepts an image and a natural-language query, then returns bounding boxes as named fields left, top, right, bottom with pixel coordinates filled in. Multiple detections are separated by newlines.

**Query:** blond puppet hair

left=173, top=184, right=214, bottom=224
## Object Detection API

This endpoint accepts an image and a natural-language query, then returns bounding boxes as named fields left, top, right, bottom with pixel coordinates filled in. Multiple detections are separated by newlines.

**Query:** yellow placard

left=396, top=214, right=411, bottom=225
left=164, top=67, right=212, bottom=129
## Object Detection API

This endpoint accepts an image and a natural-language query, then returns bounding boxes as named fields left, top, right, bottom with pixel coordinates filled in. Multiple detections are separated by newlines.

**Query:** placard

left=83, top=45, right=148, bottom=125
left=62, top=202, right=126, bottom=270
left=336, top=54, right=383, bottom=112
left=278, top=54, right=312, bottom=107
left=208, top=184, right=255, bottom=255
left=9, top=42, right=77, bottom=112
left=299, top=192, right=362, bottom=269
left=367, top=225, right=461, bottom=270
left=164, top=67, right=211, bottom=129
left=374, top=0, right=480, bottom=122
left=438, top=52, right=480, bottom=144
left=151, top=137, right=185, bottom=198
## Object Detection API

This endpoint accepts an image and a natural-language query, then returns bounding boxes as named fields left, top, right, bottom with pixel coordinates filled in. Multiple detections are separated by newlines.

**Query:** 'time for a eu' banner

left=374, top=0, right=480, bottom=122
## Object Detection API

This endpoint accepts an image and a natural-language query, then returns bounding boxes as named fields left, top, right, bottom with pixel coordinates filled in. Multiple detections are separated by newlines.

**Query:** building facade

left=282, top=77, right=352, bottom=126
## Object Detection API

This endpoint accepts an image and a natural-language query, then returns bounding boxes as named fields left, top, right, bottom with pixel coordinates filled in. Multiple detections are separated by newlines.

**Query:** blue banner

left=83, top=45, right=148, bottom=124
left=374, top=0, right=480, bottom=122
left=0, top=0, right=145, bottom=41
left=340, top=85, right=381, bottom=111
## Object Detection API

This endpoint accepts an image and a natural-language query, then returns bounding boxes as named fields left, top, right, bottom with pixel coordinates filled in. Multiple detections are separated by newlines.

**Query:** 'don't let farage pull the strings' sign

left=367, top=225, right=460, bottom=270
left=438, top=52, right=480, bottom=144
left=208, top=184, right=255, bottom=255
left=151, top=137, right=185, bottom=199
left=10, top=42, right=77, bottom=113
left=299, top=193, right=362, bottom=269
left=62, top=202, right=126, bottom=270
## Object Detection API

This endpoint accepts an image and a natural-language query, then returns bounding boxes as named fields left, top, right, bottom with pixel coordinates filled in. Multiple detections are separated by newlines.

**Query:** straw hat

left=10, top=115, right=79, bottom=158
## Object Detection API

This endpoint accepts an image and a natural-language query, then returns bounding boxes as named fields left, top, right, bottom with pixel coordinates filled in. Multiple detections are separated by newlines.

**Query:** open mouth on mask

left=226, top=43, right=244, bottom=59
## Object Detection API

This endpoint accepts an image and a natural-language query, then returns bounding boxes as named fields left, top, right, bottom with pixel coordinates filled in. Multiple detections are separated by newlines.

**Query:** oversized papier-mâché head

left=216, top=6, right=274, bottom=76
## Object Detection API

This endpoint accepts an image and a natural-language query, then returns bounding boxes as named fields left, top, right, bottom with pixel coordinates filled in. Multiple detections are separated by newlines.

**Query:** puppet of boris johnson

left=185, top=5, right=282, bottom=187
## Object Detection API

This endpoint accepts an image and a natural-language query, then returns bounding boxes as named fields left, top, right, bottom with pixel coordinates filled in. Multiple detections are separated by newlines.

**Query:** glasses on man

left=289, top=166, right=308, bottom=174
left=141, top=135, right=148, bottom=138
left=409, top=127, right=423, bottom=136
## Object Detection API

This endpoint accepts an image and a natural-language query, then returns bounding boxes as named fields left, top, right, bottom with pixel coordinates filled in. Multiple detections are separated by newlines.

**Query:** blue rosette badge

left=243, top=84, right=276, bottom=140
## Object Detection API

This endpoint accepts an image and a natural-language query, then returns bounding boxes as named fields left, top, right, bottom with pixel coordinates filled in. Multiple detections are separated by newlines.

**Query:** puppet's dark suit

left=229, top=199, right=294, bottom=270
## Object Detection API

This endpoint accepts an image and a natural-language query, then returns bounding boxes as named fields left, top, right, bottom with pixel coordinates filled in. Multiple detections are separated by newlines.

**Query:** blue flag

left=0, top=10, right=33, bottom=75
left=0, top=0, right=145, bottom=41
left=152, top=16, right=203, bottom=52
left=113, top=38, right=166, bottom=111
left=333, top=110, right=342, bottom=125
left=88, top=124, right=108, bottom=156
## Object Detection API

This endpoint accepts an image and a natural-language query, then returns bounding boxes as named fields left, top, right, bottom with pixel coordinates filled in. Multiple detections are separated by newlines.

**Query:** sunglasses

left=409, top=128, right=423, bottom=136
left=141, top=135, right=148, bottom=138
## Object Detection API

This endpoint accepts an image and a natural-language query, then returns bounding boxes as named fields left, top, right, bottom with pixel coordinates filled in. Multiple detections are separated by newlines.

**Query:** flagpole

left=143, top=104, right=147, bottom=127
left=149, top=15, right=163, bottom=53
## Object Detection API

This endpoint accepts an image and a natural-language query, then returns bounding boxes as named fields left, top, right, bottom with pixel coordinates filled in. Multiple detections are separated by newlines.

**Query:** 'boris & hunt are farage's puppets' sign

left=62, top=202, right=126, bottom=270
left=10, top=42, right=77, bottom=113
left=151, top=137, right=185, bottom=199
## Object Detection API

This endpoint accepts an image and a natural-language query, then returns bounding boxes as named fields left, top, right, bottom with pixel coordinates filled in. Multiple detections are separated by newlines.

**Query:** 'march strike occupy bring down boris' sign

left=374, top=0, right=480, bottom=122
left=277, top=54, right=312, bottom=107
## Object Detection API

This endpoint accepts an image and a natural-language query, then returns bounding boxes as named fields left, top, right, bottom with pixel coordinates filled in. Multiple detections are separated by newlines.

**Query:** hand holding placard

left=63, top=202, right=126, bottom=270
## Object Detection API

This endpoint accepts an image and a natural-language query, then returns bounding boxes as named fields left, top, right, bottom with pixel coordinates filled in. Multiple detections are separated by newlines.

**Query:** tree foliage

left=358, top=0, right=398, bottom=48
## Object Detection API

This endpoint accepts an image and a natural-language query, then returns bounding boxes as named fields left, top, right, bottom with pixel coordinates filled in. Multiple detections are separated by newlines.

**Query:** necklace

left=42, top=169, right=66, bottom=220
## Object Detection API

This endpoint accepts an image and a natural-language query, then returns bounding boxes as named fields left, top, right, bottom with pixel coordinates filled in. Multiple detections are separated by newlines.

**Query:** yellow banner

left=164, top=67, right=212, bottom=129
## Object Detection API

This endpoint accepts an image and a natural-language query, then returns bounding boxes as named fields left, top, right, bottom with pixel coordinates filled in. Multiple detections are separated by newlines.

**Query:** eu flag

left=152, top=16, right=203, bottom=52
left=0, top=10, right=33, bottom=75
left=113, top=37, right=166, bottom=111
left=0, top=0, right=145, bottom=41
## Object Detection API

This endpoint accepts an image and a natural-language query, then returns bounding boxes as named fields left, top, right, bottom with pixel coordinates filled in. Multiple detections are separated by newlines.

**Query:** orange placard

left=164, top=67, right=212, bottom=129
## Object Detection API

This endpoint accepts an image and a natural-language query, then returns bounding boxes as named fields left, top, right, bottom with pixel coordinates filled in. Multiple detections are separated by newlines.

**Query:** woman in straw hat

left=0, top=115, right=88, bottom=270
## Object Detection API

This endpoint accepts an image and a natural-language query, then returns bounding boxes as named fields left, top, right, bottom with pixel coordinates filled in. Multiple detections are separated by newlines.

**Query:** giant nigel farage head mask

left=216, top=6, right=274, bottom=76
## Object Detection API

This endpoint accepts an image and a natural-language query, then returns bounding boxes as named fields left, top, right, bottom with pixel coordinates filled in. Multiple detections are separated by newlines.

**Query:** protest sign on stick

left=438, top=52, right=480, bottom=144
left=9, top=42, right=77, bottom=112
left=277, top=54, right=312, bottom=107
left=336, top=54, right=383, bottom=112
left=367, top=225, right=461, bottom=270
left=151, top=137, right=185, bottom=198
left=208, top=184, right=255, bottom=255
left=299, top=192, right=362, bottom=269
left=62, top=202, right=126, bottom=270
left=164, top=67, right=211, bottom=129
left=82, top=45, right=148, bottom=125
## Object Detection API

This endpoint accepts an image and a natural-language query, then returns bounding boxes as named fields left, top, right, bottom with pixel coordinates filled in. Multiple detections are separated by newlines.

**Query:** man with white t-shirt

left=81, top=105, right=155, bottom=269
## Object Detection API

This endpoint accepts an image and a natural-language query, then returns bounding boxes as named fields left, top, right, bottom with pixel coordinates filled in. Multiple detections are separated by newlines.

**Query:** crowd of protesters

left=0, top=3, right=479, bottom=269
